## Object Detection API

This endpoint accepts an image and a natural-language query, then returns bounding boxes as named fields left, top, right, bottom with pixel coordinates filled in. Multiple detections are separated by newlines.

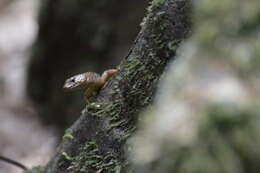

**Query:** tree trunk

left=45, top=0, right=191, bottom=172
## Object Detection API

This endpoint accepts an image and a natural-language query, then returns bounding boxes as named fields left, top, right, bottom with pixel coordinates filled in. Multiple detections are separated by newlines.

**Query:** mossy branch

left=45, top=0, right=191, bottom=172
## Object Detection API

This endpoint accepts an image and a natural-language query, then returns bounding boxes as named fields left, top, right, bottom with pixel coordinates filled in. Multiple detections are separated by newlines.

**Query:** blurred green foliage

left=129, top=0, right=260, bottom=172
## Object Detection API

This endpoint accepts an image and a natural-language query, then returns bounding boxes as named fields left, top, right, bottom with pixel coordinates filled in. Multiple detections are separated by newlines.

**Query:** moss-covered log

left=45, top=0, right=191, bottom=172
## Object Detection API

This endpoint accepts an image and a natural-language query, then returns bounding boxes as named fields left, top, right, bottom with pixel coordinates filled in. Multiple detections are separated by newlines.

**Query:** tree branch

left=45, top=0, right=191, bottom=172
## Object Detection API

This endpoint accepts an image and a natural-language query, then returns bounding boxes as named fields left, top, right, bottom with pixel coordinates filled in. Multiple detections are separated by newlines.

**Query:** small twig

left=0, top=155, right=27, bottom=170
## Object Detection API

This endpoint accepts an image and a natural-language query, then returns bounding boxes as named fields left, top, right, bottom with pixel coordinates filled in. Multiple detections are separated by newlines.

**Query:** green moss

left=69, top=141, right=122, bottom=173
left=84, top=100, right=130, bottom=141
left=146, top=0, right=166, bottom=22
left=140, top=16, right=148, bottom=27
left=113, top=127, right=136, bottom=142
left=151, top=0, right=166, bottom=9
left=144, top=96, right=152, bottom=105
left=62, top=152, right=73, bottom=161
left=24, top=166, right=45, bottom=173
left=106, top=119, right=126, bottom=131
left=86, top=102, right=119, bottom=118
left=63, top=129, right=74, bottom=140
left=114, top=75, right=123, bottom=81
left=167, top=40, right=180, bottom=51
left=122, top=58, right=142, bottom=75
left=153, top=11, right=166, bottom=23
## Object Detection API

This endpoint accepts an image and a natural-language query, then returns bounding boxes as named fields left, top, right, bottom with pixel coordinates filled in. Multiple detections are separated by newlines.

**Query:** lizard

left=63, top=69, right=118, bottom=103
left=63, top=33, right=139, bottom=103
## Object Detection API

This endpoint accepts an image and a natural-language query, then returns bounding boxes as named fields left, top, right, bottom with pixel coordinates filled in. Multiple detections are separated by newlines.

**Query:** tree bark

left=45, top=0, right=191, bottom=172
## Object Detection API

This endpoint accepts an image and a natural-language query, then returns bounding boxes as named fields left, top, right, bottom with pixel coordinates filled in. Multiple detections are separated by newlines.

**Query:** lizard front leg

left=84, top=87, right=99, bottom=103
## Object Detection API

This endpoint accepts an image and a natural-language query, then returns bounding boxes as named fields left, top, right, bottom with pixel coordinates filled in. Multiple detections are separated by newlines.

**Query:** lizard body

left=63, top=69, right=118, bottom=102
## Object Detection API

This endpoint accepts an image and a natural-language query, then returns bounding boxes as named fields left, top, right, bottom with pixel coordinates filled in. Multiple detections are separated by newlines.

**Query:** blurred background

left=0, top=0, right=147, bottom=172
left=130, top=0, right=260, bottom=173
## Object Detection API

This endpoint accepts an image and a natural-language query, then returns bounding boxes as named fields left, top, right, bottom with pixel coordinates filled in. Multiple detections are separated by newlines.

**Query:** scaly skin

left=63, top=69, right=118, bottom=103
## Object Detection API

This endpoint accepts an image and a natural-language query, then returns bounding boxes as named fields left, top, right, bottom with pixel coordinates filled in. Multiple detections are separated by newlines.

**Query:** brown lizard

left=63, top=69, right=118, bottom=103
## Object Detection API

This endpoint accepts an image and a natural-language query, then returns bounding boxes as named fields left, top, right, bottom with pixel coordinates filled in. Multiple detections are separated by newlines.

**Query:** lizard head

left=63, top=74, right=87, bottom=92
